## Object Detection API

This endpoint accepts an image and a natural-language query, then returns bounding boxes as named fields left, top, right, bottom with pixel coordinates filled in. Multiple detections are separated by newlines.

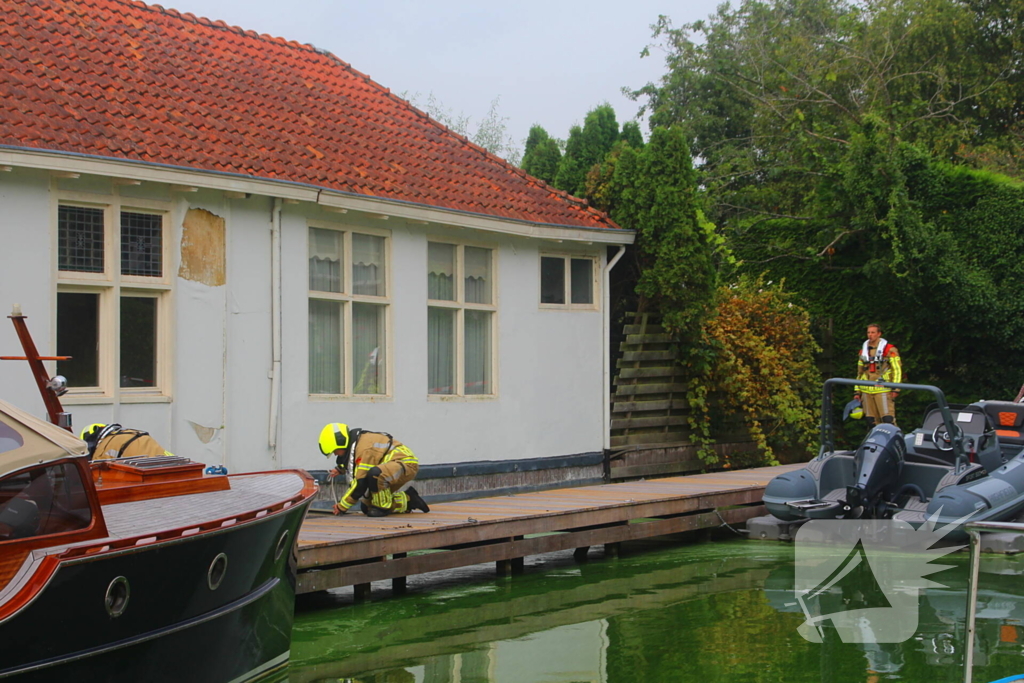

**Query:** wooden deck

left=295, top=463, right=802, bottom=595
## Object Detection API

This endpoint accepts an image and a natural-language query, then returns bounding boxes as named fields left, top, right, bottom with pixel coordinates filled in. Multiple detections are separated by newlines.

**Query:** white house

left=0, top=0, right=633, bottom=487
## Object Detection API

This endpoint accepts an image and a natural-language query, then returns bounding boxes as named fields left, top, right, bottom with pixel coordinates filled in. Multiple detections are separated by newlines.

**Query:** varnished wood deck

left=295, top=463, right=802, bottom=594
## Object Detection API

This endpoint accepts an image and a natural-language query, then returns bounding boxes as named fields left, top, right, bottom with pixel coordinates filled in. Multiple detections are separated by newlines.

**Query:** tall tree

left=554, top=104, right=621, bottom=196
left=521, top=125, right=562, bottom=184
left=620, top=121, right=644, bottom=149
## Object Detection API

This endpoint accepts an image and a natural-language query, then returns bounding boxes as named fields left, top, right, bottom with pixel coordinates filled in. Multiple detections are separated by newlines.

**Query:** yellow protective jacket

left=337, top=431, right=419, bottom=512
left=92, top=429, right=171, bottom=460
left=856, top=338, right=902, bottom=394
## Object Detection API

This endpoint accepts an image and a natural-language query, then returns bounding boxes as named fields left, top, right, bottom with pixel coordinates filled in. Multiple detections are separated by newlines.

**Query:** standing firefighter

left=854, top=324, right=903, bottom=426
left=318, top=423, right=429, bottom=517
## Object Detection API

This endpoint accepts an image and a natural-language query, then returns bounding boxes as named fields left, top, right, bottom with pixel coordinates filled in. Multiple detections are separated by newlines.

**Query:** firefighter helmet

left=319, top=423, right=350, bottom=455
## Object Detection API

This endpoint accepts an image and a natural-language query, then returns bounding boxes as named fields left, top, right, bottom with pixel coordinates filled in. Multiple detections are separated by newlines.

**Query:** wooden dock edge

left=297, top=499, right=767, bottom=594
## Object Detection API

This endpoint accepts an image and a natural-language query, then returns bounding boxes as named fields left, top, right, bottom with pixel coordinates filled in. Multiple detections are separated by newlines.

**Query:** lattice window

left=121, top=211, right=163, bottom=277
left=58, top=205, right=105, bottom=273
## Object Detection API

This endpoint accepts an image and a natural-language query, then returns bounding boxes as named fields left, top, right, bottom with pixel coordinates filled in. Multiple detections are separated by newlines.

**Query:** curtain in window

left=428, top=242, right=455, bottom=300
left=428, top=307, right=455, bottom=394
left=309, top=299, right=342, bottom=394
left=352, top=302, right=385, bottom=394
left=309, top=228, right=343, bottom=293
left=464, top=247, right=491, bottom=304
left=464, top=310, right=491, bottom=394
left=352, top=234, right=385, bottom=296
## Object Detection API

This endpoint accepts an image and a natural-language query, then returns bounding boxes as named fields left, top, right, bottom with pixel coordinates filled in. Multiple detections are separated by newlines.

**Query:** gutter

left=268, top=198, right=283, bottom=463
left=603, top=246, right=627, bottom=451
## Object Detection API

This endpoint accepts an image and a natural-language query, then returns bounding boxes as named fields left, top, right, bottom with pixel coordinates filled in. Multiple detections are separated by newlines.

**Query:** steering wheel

left=932, top=424, right=963, bottom=452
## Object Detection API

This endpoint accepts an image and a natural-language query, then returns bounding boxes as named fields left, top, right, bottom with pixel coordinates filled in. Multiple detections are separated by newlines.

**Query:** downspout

left=268, top=198, right=283, bottom=465
left=603, top=246, right=626, bottom=451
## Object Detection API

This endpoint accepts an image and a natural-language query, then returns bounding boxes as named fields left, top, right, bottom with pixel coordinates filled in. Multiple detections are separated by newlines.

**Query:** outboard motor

left=846, top=423, right=905, bottom=514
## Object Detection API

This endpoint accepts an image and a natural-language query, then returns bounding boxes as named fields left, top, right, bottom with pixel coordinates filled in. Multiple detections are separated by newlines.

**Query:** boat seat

left=979, top=401, right=1024, bottom=455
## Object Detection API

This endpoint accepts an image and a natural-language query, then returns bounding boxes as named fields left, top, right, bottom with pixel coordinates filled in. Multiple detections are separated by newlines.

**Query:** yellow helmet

left=850, top=405, right=864, bottom=420
left=80, top=423, right=107, bottom=441
left=319, top=423, right=350, bottom=456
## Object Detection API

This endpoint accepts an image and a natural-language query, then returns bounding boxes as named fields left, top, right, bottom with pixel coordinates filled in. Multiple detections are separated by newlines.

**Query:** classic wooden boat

left=0, top=310, right=318, bottom=681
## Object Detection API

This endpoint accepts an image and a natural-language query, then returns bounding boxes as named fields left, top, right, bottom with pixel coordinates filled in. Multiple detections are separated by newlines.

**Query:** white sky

left=161, top=1, right=723, bottom=153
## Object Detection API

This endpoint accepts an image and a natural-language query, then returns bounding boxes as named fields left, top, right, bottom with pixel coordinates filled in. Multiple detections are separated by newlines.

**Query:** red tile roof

left=0, top=0, right=622, bottom=231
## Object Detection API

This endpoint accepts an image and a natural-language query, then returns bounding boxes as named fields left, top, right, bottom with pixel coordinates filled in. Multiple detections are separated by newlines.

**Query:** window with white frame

left=427, top=242, right=496, bottom=396
left=308, top=226, right=390, bottom=396
left=56, top=202, right=171, bottom=398
left=540, top=255, right=597, bottom=308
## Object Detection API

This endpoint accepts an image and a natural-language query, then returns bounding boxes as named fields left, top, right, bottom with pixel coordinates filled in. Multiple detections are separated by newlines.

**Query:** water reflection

left=289, top=540, right=1024, bottom=683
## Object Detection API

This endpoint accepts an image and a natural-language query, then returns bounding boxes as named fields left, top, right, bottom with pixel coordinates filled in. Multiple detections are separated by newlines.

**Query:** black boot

left=406, top=486, right=430, bottom=513
left=363, top=505, right=389, bottom=517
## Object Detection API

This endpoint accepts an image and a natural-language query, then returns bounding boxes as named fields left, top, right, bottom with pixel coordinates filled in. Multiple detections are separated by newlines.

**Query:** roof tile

left=0, top=0, right=620, bottom=231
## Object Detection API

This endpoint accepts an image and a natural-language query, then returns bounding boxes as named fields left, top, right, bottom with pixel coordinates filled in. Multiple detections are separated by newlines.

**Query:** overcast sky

left=162, top=1, right=723, bottom=155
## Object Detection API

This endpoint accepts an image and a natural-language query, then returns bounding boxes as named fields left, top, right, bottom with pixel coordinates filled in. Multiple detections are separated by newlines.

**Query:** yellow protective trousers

left=338, top=445, right=419, bottom=513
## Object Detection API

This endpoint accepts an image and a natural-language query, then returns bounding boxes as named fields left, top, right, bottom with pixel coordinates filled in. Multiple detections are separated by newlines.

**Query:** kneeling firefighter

left=318, top=423, right=430, bottom=517
left=80, top=423, right=173, bottom=460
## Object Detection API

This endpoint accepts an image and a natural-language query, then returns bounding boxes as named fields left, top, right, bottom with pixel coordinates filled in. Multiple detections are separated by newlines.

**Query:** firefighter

left=80, top=423, right=173, bottom=460
left=318, top=423, right=429, bottom=517
left=854, top=323, right=902, bottom=426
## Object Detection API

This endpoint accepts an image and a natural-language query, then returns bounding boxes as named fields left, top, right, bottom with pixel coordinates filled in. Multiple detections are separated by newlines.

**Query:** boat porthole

left=208, top=553, right=228, bottom=591
left=105, top=576, right=130, bottom=618
left=275, top=530, right=289, bottom=562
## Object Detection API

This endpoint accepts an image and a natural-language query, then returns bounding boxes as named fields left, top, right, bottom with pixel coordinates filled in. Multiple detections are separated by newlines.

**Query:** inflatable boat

left=763, top=378, right=1024, bottom=532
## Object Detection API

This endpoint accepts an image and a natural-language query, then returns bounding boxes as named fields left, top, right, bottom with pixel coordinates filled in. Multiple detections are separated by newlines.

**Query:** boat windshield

left=0, top=462, right=92, bottom=542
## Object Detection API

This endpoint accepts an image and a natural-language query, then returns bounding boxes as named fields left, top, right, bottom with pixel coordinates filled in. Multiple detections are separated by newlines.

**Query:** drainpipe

left=268, top=198, right=283, bottom=465
left=603, top=246, right=626, bottom=451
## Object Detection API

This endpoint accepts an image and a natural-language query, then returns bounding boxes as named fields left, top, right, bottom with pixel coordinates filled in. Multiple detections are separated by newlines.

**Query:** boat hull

left=0, top=499, right=310, bottom=682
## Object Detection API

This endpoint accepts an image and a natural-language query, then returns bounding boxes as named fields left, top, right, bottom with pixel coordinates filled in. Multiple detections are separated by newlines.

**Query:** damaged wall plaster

left=179, top=208, right=226, bottom=286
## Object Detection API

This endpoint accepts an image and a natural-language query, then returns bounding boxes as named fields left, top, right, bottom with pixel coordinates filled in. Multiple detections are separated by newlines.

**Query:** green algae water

left=288, top=539, right=1024, bottom=682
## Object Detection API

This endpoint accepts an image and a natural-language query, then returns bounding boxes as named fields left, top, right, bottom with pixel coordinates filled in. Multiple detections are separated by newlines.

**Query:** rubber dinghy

left=763, top=378, right=1024, bottom=534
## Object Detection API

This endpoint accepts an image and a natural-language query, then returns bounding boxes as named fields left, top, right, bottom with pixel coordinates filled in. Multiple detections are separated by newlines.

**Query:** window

left=308, top=226, right=390, bottom=396
left=428, top=242, right=496, bottom=396
left=0, top=461, right=92, bottom=542
left=540, top=255, right=597, bottom=308
left=56, top=202, right=171, bottom=399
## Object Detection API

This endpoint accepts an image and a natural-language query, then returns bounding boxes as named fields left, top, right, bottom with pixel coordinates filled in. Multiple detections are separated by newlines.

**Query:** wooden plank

left=612, top=399, right=689, bottom=413
left=611, top=415, right=689, bottom=430
left=297, top=505, right=765, bottom=593
left=610, top=433, right=690, bottom=448
left=622, top=324, right=666, bottom=335
left=610, top=461, right=705, bottom=479
left=626, top=333, right=673, bottom=344
left=618, top=350, right=676, bottom=363
left=616, top=367, right=685, bottom=380
left=612, top=383, right=689, bottom=396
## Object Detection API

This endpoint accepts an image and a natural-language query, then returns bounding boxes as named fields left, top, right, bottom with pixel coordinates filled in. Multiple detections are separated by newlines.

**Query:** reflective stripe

left=393, top=491, right=409, bottom=513
left=338, top=478, right=360, bottom=510
left=372, top=489, right=393, bottom=509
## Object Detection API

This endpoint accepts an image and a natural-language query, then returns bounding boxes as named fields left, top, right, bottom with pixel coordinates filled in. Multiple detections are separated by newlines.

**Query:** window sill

left=62, top=393, right=172, bottom=405
left=427, top=394, right=498, bottom=402
left=308, top=394, right=393, bottom=402
left=120, top=393, right=172, bottom=404
left=539, top=304, right=599, bottom=311
left=62, top=393, right=113, bottom=405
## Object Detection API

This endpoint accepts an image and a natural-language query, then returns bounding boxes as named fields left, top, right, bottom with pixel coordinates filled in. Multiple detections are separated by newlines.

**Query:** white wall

left=0, top=168, right=609, bottom=473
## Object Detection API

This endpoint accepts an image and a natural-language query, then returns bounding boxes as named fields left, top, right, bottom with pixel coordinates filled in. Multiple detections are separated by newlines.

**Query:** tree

left=620, top=121, right=644, bottom=149
left=554, top=104, right=621, bottom=196
left=521, top=125, right=562, bottom=184
left=610, top=125, right=717, bottom=337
